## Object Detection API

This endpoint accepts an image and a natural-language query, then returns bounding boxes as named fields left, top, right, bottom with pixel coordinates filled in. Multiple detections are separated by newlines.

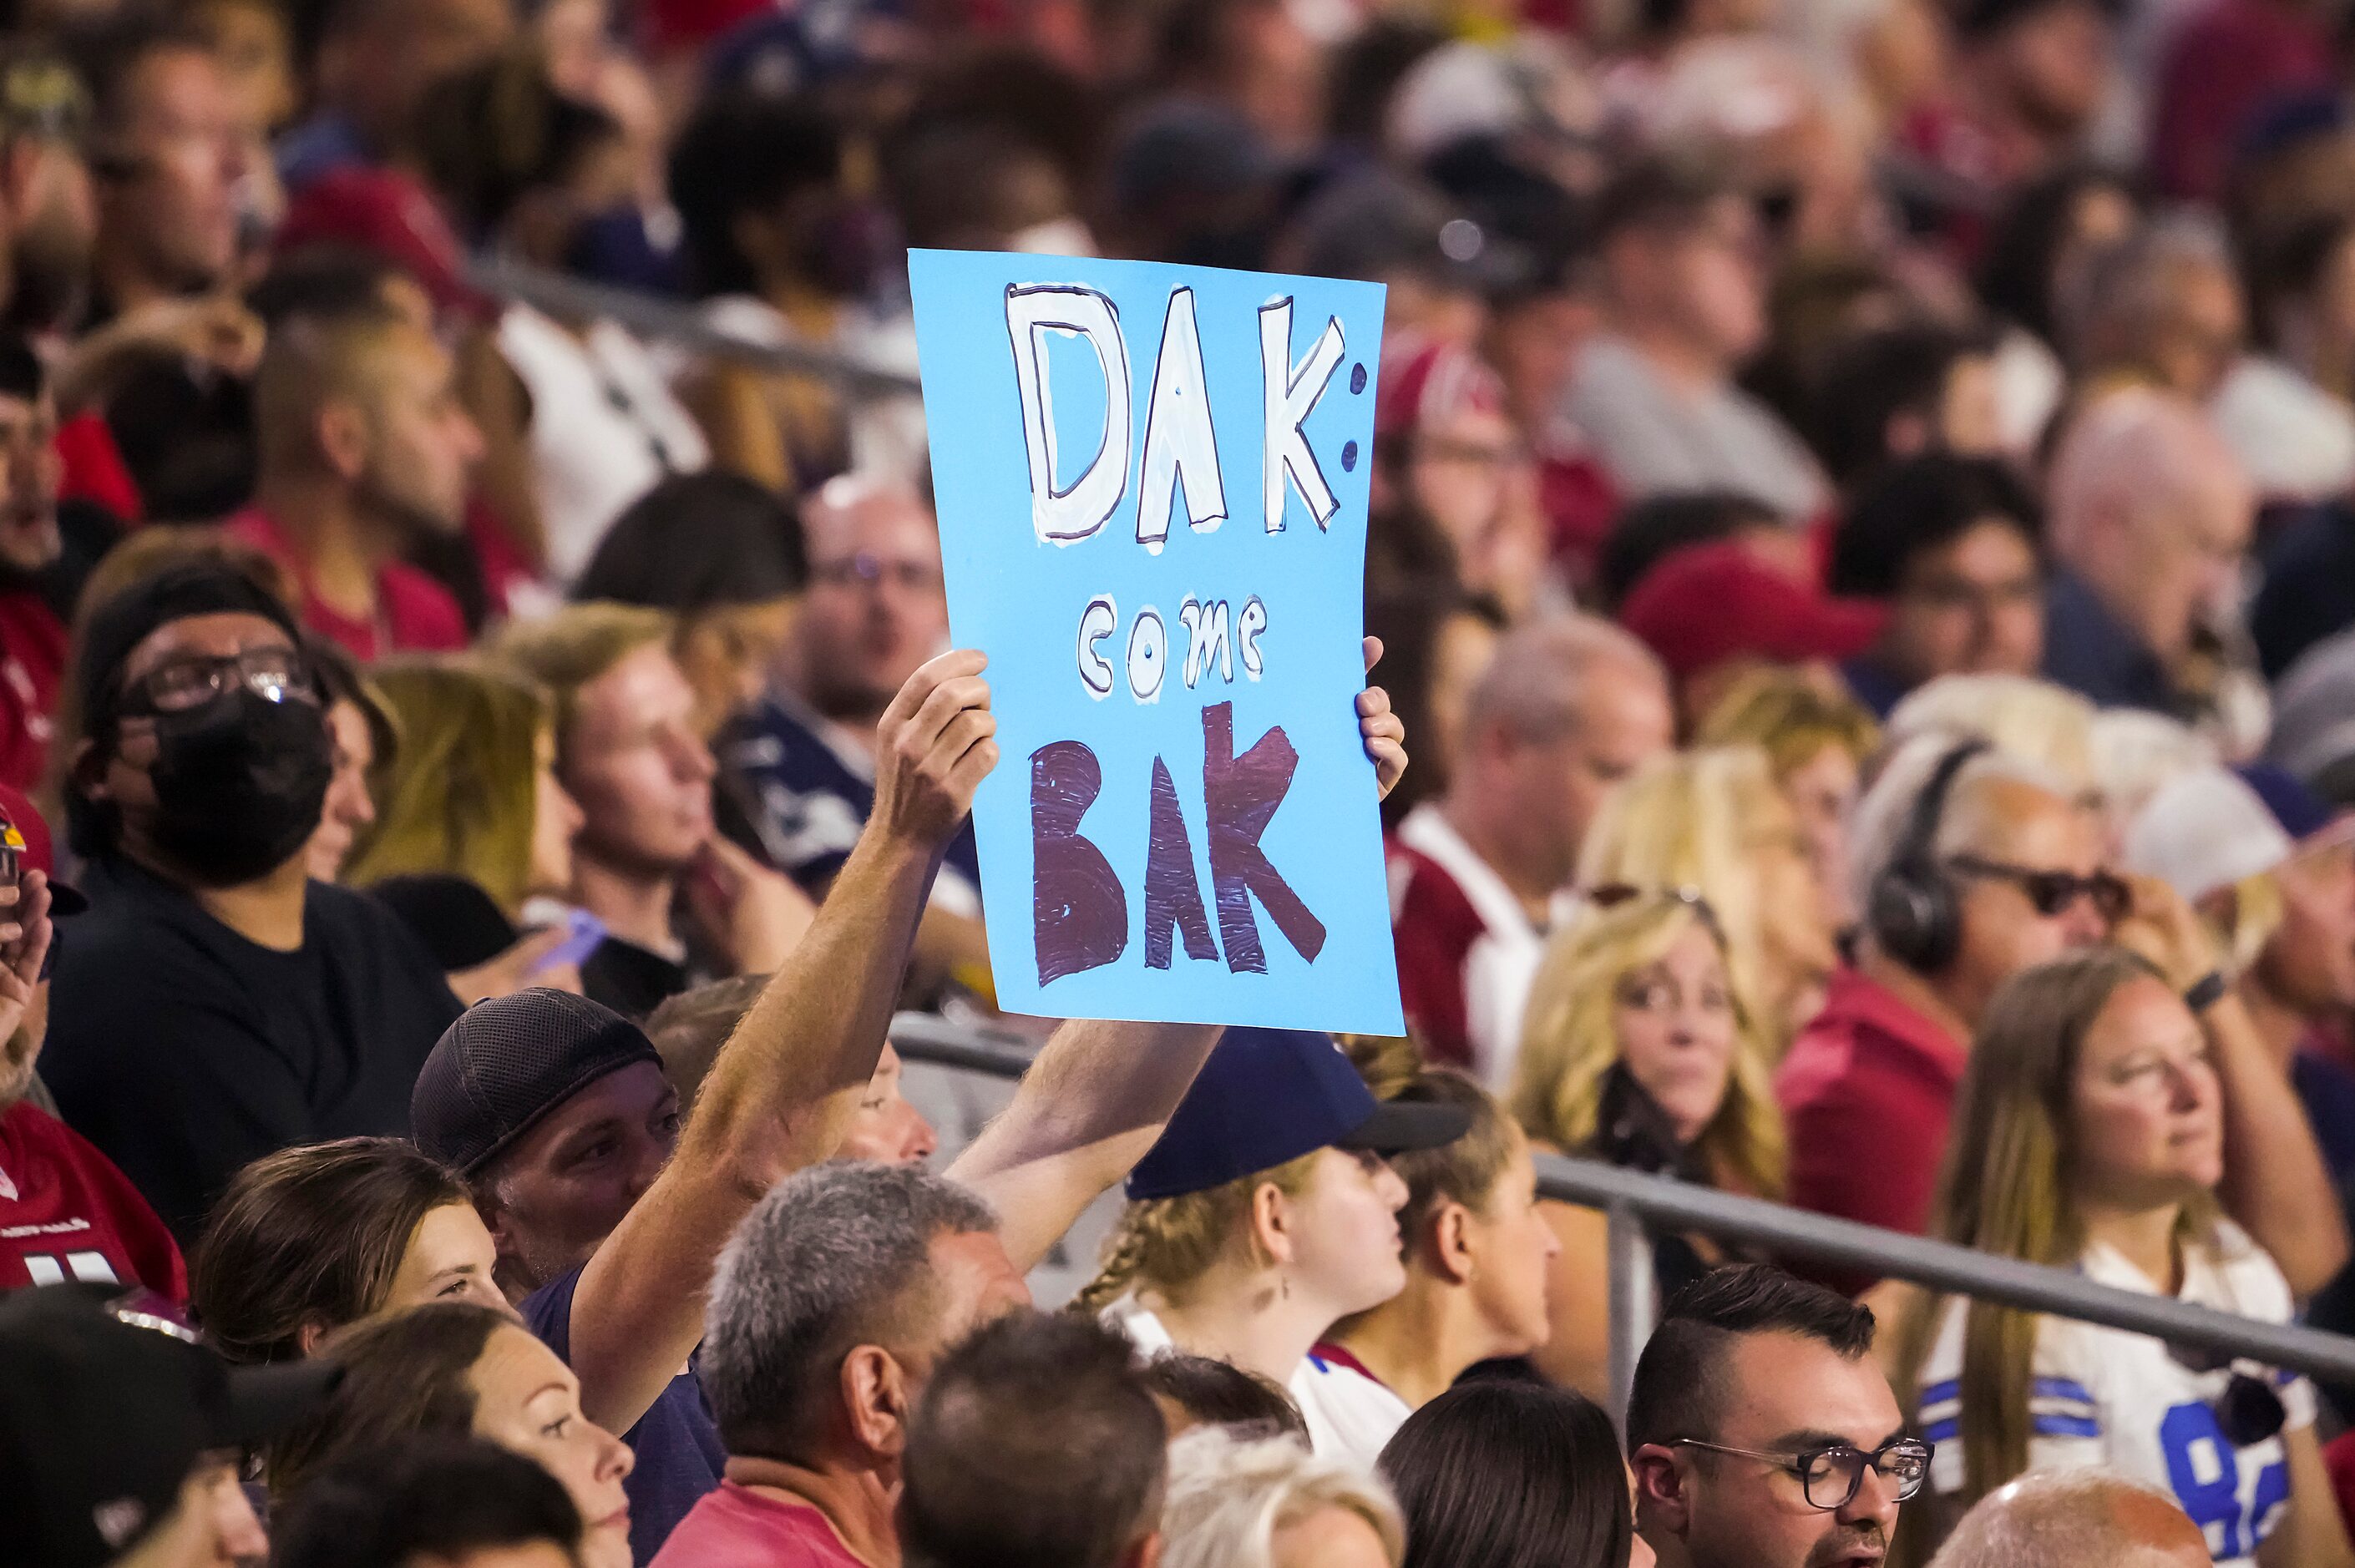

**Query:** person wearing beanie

left=41, top=560, right=462, bottom=1243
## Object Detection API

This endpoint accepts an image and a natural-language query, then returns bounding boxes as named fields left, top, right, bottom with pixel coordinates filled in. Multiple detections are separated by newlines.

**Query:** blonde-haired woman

left=1512, top=890, right=1785, bottom=1399
left=342, top=656, right=589, bottom=999
left=347, top=658, right=584, bottom=913
left=1888, top=948, right=2354, bottom=1568
left=1160, top=1427, right=1405, bottom=1568
left=1697, top=667, right=1881, bottom=929
left=1077, top=1026, right=1470, bottom=1457
left=1577, top=745, right=1833, bottom=1048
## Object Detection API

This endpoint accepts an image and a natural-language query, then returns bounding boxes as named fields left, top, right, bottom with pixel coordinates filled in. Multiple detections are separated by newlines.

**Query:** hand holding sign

left=913, top=250, right=1403, bottom=1032
left=1360, top=636, right=1408, bottom=802
left=872, top=648, right=1001, bottom=848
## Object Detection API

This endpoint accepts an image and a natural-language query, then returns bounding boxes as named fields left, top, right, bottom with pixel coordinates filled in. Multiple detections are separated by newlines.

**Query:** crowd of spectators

left=13, top=0, right=2355, bottom=1565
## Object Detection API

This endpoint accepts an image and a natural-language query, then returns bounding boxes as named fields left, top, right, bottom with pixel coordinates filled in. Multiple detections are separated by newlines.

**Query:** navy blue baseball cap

left=2237, top=762, right=2352, bottom=845
left=1126, top=1027, right=1472, bottom=1201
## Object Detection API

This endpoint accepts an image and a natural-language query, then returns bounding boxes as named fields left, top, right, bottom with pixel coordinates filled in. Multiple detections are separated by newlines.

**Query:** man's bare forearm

left=2208, top=994, right=2349, bottom=1296
left=950, top=1019, right=1222, bottom=1272
left=569, top=825, right=938, bottom=1434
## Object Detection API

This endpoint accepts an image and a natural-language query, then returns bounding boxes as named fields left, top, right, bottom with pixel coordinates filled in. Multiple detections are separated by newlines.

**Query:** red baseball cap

left=1618, top=539, right=1888, bottom=685
left=0, top=783, right=85, bottom=914
left=274, top=168, right=492, bottom=323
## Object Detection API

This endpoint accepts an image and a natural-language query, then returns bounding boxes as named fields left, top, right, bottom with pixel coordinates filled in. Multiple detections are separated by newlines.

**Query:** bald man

left=2041, top=387, right=2256, bottom=726
left=1389, top=613, right=1674, bottom=1085
left=223, top=298, right=483, bottom=661
left=714, top=476, right=990, bottom=992
left=1928, top=1470, right=2212, bottom=1567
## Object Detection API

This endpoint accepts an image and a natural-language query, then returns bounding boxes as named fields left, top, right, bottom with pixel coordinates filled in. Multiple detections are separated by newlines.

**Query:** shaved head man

left=227, top=300, right=480, bottom=660
left=2041, top=388, right=2255, bottom=722
left=1929, top=1470, right=2211, bottom=1567
left=782, top=476, right=949, bottom=736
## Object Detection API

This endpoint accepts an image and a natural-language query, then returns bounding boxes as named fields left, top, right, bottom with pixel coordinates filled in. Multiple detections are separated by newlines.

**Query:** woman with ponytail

left=1888, top=948, right=2353, bottom=1568
left=1078, top=1025, right=1471, bottom=1457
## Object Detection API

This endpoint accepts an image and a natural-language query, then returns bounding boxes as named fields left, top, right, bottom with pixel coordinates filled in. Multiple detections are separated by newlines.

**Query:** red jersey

left=0, top=589, right=65, bottom=792
left=1386, top=803, right=1572, bottom=1088
left=1773, top=967, right=1967, bottom=1296
left=0, top=1099, right=186, bottom=1302
left=222, top=507, right=469, bottom=663
left=649, top=1482, right=866, bottom=1568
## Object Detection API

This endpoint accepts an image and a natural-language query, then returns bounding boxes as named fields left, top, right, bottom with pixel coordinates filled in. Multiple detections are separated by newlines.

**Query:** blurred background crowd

left=11, top=0, right=2355, bottom=1565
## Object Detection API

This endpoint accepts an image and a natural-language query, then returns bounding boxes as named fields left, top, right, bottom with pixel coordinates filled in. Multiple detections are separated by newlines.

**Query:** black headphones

left=1865, top=737, right=1992, bottom=974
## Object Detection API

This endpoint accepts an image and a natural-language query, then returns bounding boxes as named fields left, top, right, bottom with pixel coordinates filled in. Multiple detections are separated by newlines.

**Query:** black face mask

left=139, top=687, right=335, bottom=888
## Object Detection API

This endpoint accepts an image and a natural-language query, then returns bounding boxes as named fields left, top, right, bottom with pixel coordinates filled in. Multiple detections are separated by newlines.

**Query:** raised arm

left=951, top=647, right=1407, bottom=1273
left=568, top=650, right=997, bottom=1433
left=949, top=1018, right=1225, bottom=1272
left=2119, top=873, right=2350, bottom=1296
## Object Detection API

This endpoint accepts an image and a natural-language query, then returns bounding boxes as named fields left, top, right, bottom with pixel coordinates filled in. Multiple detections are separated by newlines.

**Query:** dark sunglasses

left=1587, top=883, right=1730, bottom=947
left=1945, top=856, right=2131, bottom=923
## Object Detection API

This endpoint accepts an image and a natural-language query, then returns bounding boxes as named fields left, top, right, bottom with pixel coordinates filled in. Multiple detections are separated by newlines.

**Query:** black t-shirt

left=580, top=933, right=694, bottom=1022
left=43, top=856, right=462, bottom=1242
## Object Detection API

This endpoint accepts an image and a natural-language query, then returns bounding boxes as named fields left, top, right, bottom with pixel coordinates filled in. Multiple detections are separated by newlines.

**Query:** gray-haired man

left=651, top=1162, right=1031, bottom=1568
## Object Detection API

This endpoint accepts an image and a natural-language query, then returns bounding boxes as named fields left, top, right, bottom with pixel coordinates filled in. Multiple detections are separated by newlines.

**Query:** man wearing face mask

left=42, top=560, right=461, bottom=1242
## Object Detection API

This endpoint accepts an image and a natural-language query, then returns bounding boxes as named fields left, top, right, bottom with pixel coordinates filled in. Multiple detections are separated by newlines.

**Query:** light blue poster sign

left=909, top=249, right=1404, bottom=1033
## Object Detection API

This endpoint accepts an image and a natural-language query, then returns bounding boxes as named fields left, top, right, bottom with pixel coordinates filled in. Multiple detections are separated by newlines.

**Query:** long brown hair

left=192, top=1138, right=471, bottom=1365
left=1888, top=948, right=2205, bottom=1535
left=343, top=657, right=555, bottom=913
left=265, top=1302, right=511, bottom=1499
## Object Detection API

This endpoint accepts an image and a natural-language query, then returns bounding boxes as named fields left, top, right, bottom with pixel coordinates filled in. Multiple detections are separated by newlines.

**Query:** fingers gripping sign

left=874, top=649, right=1002, bottom=850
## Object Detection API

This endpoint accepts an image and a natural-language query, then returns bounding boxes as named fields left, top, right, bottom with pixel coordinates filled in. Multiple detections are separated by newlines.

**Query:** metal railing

left=887, top=1012, right=2355, bottom=1427
left=465, top=256, right=925, bottom=398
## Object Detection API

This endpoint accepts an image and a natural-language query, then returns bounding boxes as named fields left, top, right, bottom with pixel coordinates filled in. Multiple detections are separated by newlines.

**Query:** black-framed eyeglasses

left=1945, top=856, right=2131, bottom=924
left=115, top=646, right=318, bottom=717
left=1669, top=1437, right=1934, bottom=1510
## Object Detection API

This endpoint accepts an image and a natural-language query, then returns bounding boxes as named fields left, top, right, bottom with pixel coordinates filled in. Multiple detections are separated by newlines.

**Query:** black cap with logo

left=0, top=1284, right=340, bottom=1568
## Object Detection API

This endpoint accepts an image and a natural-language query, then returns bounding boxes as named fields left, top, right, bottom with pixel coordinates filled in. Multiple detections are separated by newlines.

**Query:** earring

left=1280, top=1274, right=1291, bottom=1302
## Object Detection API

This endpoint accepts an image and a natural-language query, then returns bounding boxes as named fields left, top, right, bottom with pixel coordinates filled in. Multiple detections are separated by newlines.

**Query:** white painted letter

left=1178, top=597, right=1233, bottom=689
left=1127, top=607, right=1167, bottom=703
left=1259, top=298, right=1344, bottom=534
left=1238, top=595, right=1268, bottom=679
left=1076, top=595, right=1117, bottom=699
left=1136, top=287, right=1227, bottom=553
left=1005, top=284, right=1133, bottom=545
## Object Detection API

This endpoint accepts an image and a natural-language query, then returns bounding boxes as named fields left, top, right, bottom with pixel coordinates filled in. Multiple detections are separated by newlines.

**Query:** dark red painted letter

left=1031, top=741, right=1128, bottom=984
left=1143, top=756, right=1218, bottom=969
left=1201, top=701, right=1326, bottom=973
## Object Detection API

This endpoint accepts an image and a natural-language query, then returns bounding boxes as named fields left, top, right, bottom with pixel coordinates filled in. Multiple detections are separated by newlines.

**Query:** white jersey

left=1098, top=1299, right=1394, bottom=1459
left=1916, top=1221, right=2315, bottom=1566
left=1292, top=1343, right=1414, bottom=1468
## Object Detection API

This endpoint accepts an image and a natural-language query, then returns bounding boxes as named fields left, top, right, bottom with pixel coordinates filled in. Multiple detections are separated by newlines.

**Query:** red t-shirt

left=221, top=508, right=469, bottom=664
left=55, top=412, right=142, bottom=524
left=0, top=1100, right=187, bottom=1302
left=648, top=1481, right=867, bottom=1568
left=1773, top=967, right=1967, bottom=1297
left=0, top=589, right=66, bottom=792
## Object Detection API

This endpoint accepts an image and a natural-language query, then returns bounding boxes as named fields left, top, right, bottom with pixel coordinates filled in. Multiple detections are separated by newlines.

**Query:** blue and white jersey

left=1917, top=1220, right=2315, bottom=1567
